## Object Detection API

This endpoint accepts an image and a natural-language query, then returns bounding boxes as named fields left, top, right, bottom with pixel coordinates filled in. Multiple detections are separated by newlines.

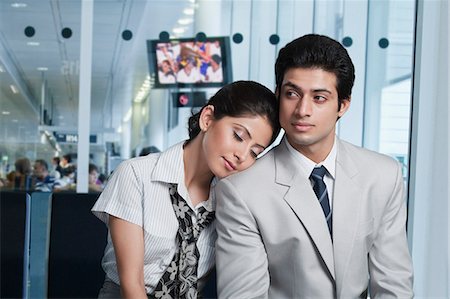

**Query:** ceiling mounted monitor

left=147, top=36, right=232, bottom=88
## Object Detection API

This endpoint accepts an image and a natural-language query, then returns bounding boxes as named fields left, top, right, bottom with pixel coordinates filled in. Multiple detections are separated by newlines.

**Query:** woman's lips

left=223, top=158, right=236, bottom=171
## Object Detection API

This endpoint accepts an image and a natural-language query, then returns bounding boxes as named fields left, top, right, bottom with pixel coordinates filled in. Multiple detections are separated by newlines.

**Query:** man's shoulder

left=338, top=139, right=400, bottom=171
left=224, top=149, right=277, bottom=185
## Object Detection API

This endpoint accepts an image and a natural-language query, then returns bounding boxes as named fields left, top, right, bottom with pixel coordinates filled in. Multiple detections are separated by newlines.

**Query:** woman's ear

left=199, top=105, right=215, bottom=132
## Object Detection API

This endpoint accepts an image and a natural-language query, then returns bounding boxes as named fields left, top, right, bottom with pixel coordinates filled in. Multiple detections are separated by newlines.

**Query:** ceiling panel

left=1, top=0, right=192, bottom=159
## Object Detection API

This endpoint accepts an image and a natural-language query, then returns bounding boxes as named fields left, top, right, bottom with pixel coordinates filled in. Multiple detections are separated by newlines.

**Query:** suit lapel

left=332, top=140, right=361, bottom=297
left=274, top=142, right=335, bottom=280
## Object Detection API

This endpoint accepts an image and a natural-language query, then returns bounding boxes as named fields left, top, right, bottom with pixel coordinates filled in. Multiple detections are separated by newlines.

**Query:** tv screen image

left=147, top=37, right=232, bottom=88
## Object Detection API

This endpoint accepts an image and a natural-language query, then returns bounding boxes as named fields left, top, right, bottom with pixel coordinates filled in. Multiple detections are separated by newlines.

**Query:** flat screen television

left=147, top=36, right=232, bottom=88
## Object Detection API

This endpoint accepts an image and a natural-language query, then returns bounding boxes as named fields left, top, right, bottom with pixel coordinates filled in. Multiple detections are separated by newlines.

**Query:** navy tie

left=310, top=166, right=332, bottom=236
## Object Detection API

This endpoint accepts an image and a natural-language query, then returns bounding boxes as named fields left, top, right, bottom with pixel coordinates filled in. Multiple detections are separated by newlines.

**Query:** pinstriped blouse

left=92, top=142, right=216, bottom=294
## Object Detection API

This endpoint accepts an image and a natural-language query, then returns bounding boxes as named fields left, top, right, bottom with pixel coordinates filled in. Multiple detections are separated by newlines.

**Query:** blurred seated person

left=176, top=57, right=202, bottom=83
left=5, top=157, right=33, bottom=190
left=54, top=165, right=77, bottom=192
left=158, top=60, right=176, bottom=84
left=60, top=154, right=73, bottom=169
left=32, top=159, right=60, bottom=192
left=88, top=163, right=104, bottom=193
left=205, top=54, right=223, bottom=83
left=50, top=156, right=63, bottom=179
left=0, top=177, right=6, bottom=188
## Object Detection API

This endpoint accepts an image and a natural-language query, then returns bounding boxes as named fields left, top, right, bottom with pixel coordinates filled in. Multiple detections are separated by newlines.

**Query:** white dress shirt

left=284, top=137, right=337, bottom=209
left=92, top=142, right=216, bottom=294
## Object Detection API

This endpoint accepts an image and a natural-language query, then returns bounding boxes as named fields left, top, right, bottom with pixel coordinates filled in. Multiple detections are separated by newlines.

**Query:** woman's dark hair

left=187, top=80, right=280, bottom=144
left=275, top=34, right=355, bottom=110
left=62, top=154, right=72, bottom=163
left=15, top=157, right=32, bottom=175
left=88, top=163, right=98, bottom=174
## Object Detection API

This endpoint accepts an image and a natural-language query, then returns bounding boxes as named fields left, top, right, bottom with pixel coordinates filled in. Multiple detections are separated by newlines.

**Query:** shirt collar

left=151, top=142, right=184, bottom=184
left=151, top=141, right=215, bottom=212
left=284, top=136, right=337, bottom=179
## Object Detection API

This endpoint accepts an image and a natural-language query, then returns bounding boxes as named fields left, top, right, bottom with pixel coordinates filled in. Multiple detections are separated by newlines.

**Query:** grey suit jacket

left=215, top=137, right=413, bottom=299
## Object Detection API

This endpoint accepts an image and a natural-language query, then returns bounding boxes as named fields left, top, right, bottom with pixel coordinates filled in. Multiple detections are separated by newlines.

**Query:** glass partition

left=0, top=0, right=416, bottom=194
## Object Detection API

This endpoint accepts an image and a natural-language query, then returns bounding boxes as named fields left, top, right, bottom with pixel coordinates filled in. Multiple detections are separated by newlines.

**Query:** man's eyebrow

left=282, top=81, right=301, bottom=91
left=282, top=82, right=333, bottom=94
left=312, top=88, right=332, bottom=94
left=234, top=123, right=267, bottom=150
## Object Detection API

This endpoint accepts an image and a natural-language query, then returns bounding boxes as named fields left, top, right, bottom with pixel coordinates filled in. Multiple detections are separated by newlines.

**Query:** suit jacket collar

left=275, top=139, right=335, bottom=279
left=274, top=137, right=362, bottom=285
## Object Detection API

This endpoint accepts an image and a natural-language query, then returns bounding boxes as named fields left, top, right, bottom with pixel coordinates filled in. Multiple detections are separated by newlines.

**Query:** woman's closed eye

left=233, top=131, right=244, bottom=142
left=234, top=131, right=261, bottom=159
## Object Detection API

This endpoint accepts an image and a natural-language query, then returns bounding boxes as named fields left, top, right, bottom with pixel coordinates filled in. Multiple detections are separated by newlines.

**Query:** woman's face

left=201, top=109, right=273, bottom=179
left=89, top=170, right=98, bottom=184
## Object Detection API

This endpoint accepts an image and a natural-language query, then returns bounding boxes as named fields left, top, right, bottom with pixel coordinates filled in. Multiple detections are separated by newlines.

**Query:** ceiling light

left=37, top=67, right=48, bottom=71
left=178, top=18, right=193, bottom=25
left=183, top=8, right=195, bottom=15
left=11, top=3, right=27, bottom=8
left=2, top=111, right=11, bottom=115
left=0, top=65, right=4, bottom=72
left=12, top=119, right=18, bottom=122
left=10, top=85, right=18, bottom=94
left=123, top=108, right=132, bottom=122
left=117, top=125, right=123, bottom=133
left=27, top=41, right=40, bottom=46
left=173, top=27, right=186, bottom=34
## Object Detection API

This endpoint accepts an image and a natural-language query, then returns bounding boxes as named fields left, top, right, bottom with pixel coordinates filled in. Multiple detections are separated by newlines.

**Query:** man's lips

left=292, top=121, right=314, bottom=132
left=223, top=158, right=236, bottom=171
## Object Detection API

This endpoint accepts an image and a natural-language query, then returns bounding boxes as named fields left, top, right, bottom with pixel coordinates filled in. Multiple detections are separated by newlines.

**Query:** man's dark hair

left=35, top=159, right=48, bottom=171
left=275, top=34, right=355, bottom=109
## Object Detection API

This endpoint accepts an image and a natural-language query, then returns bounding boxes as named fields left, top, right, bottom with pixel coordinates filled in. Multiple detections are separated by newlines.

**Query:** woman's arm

left=109, top=215, right=147, bottom=299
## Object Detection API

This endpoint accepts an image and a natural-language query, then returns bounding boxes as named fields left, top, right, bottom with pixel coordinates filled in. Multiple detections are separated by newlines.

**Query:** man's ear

left=199, top=105, right=215, bottom=131
left=338, top=97, right=351, bottom=118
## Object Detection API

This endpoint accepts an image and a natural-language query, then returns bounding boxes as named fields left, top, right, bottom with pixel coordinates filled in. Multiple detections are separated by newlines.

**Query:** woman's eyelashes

left=233, top=131, right=244, bottom=142
left=233, top=130, right=259, bottom=159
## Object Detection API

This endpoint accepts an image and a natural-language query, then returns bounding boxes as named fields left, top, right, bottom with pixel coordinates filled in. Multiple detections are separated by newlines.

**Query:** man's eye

left=314, top=95, right=327, bottom=102
left=286, top=91, right=297, bottom=97
left=250, top=151, right=258, bottom=158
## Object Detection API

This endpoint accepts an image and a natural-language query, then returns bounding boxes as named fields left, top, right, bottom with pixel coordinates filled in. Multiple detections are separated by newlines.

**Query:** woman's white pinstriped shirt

left=92, top=142, right=216, bottom=294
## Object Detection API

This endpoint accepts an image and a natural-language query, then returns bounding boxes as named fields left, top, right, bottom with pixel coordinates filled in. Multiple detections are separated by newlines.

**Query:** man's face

left=278, top=67, right=350, bottom=162
left=33, top=163, right=46, bottom=179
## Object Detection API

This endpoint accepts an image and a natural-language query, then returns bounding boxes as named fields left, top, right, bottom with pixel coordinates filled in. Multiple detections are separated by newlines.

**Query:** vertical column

left=228, top=0, right=251, bottom=81
left=337, top=0, right=368, bottom=147
left=147, top=89, right=169, bottom=151
left=40, top=73, right=46, bottom=125
left=408, top=0, right=449, bottom=297
left=195, top=0, right=222, bottom=35
left=76, top=0, right=93, bottom=193
left=247, top=1, right=278, bottom=88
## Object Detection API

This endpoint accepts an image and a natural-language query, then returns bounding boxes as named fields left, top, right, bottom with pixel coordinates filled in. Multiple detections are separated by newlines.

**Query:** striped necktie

left=310, top=166, right=332, bottom=236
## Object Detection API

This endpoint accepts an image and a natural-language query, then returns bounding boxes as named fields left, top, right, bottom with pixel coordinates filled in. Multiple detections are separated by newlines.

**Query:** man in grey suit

left=215, top=34, right=413, bottom=298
